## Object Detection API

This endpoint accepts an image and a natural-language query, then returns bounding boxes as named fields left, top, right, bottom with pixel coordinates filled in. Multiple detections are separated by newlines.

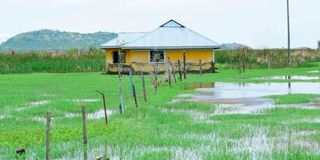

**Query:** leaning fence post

left=118, top=64, right=124, bottom=114
left=199, top=59, right=203, bottom=76
left=46, top=112, right=52, bottom=160
left=167, top=57, right=177, bottom=83
left=141, top=72, right=147, bottom=102
left=82, top=106, right=87, bottom=144
left=183, top=51, right=187, bottom=79
left=129, top=69, right=138, bottom=108
left=96, top=90, right=108, bottom=125
left=178, top=60, right=182, bottom=81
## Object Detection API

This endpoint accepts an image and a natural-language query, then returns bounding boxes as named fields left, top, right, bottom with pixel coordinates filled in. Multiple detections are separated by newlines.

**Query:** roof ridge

left=160, top=19, right=185, bottom=28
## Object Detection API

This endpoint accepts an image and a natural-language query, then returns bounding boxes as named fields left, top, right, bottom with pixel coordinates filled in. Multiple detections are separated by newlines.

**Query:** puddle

left=196, top=82, right=320, bottom=99
left=160, top=108, right=209, bottom=122
left=32, top=116, right=48, bottom=124
left=16, top=100, right=50, bottom=112
left=62, top=128, right=319, bottom=160
left=307, top=70, right=320, bottom=73
left=257, top=75, right=320, bottom=80
left=72, top=99, right=100, bottom=103
left=183, top=82, right=215, bottom=90
left=301, top=118, right=320, bottom=123
left=87, top=109, right=114, bottom=120
left=64, top=112, right=79, bottom=118
left=65, top=109, right=115, bottom=120
left=0, top=114, right=12, bottom=119
left=174, top=82, right=320, bottom=114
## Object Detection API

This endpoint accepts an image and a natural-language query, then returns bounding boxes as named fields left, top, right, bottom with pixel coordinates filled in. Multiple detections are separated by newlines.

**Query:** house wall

left=105, top=49, right=215, bottom=73
left=166, top=50, right=213, bottom=63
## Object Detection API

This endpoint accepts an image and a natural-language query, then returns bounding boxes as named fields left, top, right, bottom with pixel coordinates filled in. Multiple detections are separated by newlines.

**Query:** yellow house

left=100, top=20, right=220, bottom=73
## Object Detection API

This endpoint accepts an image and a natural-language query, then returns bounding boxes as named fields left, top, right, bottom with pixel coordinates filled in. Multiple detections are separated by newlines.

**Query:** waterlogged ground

left=1, top=67, right=320, bottom=159
left=174, top=81, right=320, bottom=114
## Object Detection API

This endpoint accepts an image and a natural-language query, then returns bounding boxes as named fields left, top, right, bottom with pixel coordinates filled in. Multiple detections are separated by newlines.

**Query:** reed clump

left=216, top=49, right=320, bottom=69
left=0, top=48, right=105, bottom=74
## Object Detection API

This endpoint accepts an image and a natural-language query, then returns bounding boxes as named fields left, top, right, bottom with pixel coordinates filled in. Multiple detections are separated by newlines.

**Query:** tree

left=318, top=40, right=320, bottom=50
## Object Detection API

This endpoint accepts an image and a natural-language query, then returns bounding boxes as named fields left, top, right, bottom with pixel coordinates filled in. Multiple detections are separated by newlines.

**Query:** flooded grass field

left=1, top=67, right=320, bottom=159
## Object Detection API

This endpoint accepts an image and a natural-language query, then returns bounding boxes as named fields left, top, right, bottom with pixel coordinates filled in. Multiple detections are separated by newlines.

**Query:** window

left=113, top=51, right=126, bottom=63
left=149, top=50, right=165, bottom=63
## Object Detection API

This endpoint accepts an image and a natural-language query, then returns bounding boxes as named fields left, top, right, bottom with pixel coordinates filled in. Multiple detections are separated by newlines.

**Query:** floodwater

left=257, top=75, right=320, bottom=80
left=175, top=82, right=320, bottom=114
left=308, top=70, right=320, bottom=73
left=196, top=82, right=320, bottom=99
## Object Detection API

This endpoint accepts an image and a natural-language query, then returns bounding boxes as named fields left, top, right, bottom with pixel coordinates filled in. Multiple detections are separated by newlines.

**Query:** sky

left=0, top=0, right=319, bottom=48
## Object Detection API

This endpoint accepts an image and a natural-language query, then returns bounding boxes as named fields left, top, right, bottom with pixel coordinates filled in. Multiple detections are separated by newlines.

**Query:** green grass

left=1, top=67, right=320, bottom=159
left=268, top=94, right=320, bottom=104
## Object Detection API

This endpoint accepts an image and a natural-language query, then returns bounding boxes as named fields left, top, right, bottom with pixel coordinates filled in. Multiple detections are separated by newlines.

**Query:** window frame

left=112, top=50, right=126, bottom=64
left=148, top=50, right=166, bottom=64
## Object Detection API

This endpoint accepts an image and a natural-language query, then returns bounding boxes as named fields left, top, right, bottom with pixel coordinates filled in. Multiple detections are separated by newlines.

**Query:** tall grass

left=1, top=49, right=320, bottom=74
left=216, top=49, right=320, bottom=69
left=0, top=48, right=105, bottom=74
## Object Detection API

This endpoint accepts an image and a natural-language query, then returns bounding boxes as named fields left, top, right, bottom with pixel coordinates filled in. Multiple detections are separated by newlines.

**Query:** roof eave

left=100, top=45, right=121, bottom=49
left=121, top=46, right=221, bottom=50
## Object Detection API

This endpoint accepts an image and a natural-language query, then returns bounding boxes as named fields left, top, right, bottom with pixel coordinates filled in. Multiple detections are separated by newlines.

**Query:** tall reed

left=0, top=48, right=105, bottom=74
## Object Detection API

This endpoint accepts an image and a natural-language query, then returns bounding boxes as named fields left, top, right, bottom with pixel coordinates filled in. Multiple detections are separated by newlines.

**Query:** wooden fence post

left=153, top=65, right=158, bottom=94
left=211, top=61, right=216, bottom=73
left=167, top=57, right=177, bottom=83
left=46, top=112, right=52, bottom=160
left=199, top=59, right=203, bottom=76
left=82, top=106, right=87, bottom=145
left=141, top=72, right=147, bottom=102
left=183, top=51, right=187, bottom=79
left=242, top=49, right=246, bottom=73
left=118, top=64, right=124, bottom=114
left=178, top=60, right=182, bottom=81
left=129, top=69, right=138, bottom=108
left=83, top=145, right=88, bottom=160
left=96, top=90, right=108, bottom=125
left=167, top=63, right=171, bottom=86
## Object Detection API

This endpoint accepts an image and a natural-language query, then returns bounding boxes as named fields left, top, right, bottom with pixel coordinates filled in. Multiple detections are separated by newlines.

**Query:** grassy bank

left=1, top=67, right=320, bottom=159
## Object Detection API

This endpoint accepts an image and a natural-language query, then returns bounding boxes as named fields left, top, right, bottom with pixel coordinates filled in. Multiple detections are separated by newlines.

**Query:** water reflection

left=258, top=76, right=320, bottom=81
left=197, top=82, right=320, bottom=99
left=183, top=82, right=215, bottom=90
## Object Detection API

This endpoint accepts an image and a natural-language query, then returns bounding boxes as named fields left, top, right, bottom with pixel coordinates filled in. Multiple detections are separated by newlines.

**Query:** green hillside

left=0, top=29, right=117, bottom=51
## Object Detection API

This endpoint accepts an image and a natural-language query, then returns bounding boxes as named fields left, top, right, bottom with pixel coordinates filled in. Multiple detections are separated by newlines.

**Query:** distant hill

left=220, top=43, right=251, bottom=50
left=0, top=29, right=117, bottom=51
